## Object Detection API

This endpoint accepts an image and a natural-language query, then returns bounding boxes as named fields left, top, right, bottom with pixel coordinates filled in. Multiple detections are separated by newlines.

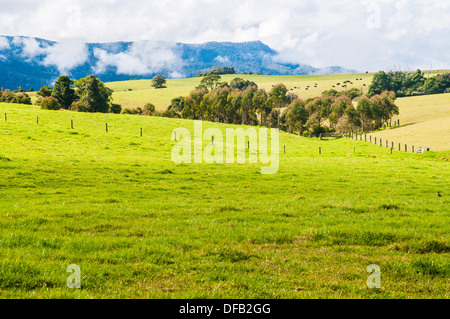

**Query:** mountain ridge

left=0, top=36, right=357, bottom=90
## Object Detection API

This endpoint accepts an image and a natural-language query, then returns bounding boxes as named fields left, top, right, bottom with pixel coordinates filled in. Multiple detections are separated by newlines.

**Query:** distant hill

left=0, top=36, right=356, bottom=90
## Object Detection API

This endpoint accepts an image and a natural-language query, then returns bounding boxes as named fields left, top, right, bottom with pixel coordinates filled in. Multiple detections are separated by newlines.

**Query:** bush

left=110, top=103, right=122, bottom=114
left=40, top=97, right=61, bottom=110
left=11, top=93, right=32, bottom=105
left=143, top=103, right=156, bottom=115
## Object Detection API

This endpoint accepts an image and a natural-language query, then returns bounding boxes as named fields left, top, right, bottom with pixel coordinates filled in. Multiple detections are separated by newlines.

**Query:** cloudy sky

left=1, top=0, right=449, bottom=72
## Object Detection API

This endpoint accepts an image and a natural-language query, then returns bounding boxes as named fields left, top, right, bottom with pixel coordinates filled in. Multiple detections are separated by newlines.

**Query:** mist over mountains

left=0, top=36, right=356, bottom=90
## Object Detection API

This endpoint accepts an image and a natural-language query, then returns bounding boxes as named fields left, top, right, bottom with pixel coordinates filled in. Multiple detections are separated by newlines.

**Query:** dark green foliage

left=37, top=86, right=53, bottom=98
left=168, top=97, right=185, bottom=112
left=51, top=75, right=76, bottom=109
left=110, top=104, right=122, bottom=114
left=230, top=78, right=258, bottom=90
left=196, top=67, right=236, bottom=77
left=73, top=75, right=112, bottom=113
left=368, top=70, right=450, bottom=97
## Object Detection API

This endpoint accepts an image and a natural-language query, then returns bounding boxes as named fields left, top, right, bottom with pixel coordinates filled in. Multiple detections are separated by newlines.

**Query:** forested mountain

left=0, top=36, right=355, bottom=90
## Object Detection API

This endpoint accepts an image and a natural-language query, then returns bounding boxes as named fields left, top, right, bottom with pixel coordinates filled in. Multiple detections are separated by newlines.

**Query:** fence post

left=37, top=116, right=39, bottom=124
left=284, top=145, right=286, bottom=154
left=375, top=137, right=377, bottom=144
left=319, top=147, right=321, bottom=155
left=412, top=145, right=414, bottom=153
left=370, top=136, right=372, bottom=143
left=399, top=143, right=401, bottom=151
left=71, top=120, right=73, bottom=129
left=380, top=138, right=382, bottom=146
left=405, top=144, right=407, bottom=152
left=140, top=128, right=142, bottom=137
left=106, top=123, right=108, bottom=133
left=365, top=134, right=367, bottom=142
left=392, top=141, right=394, bottom=149
left=4, top=113, right=6, bottom=121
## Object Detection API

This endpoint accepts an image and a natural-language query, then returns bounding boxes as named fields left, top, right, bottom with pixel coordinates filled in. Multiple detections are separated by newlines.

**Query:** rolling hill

left=0, top=101, right=448, bottom=298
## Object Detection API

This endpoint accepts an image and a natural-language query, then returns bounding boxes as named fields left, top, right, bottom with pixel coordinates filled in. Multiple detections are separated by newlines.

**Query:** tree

left=356, top=96, right=373, bottom=132
left=252, top=89, right=269, bottom=126
left=37, top=86, right=53, bottom=98
left=368, top=71, right=392, bottom=97
left=230, top=78, right=257, bottom=90
left=286, top=99, right=308, bottom=135
left=152, top=74, right=167, bottom=89
left=73, top=75, right=112, bottom=113
left=199, top=74, right=222, bottom=91
left=52, top=75, right=76, bottom=109
left=268, top=83, right=289, bottom=129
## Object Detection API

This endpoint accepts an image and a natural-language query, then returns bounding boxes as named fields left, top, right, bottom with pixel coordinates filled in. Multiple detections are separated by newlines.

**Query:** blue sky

left=0, top=0, right=449, bottom=72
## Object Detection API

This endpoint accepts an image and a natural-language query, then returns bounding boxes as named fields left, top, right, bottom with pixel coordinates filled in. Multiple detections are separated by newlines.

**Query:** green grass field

left=0, top=102, right=448, bottom=299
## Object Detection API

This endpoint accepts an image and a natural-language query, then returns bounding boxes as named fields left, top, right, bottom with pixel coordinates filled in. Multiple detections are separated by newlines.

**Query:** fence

left=344, top=131, right=430, bottom=154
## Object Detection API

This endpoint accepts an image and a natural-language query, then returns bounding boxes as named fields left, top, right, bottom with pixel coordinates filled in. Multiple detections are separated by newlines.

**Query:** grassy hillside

left=371, top=93, right=450, bottom=151
left=0, top=102, right=448, bottom=298
left=106, top=73, right=375, bottom=110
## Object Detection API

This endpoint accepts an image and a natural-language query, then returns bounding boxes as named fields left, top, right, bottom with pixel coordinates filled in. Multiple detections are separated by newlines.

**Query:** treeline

left=163, top=76, right=398, bottom=135
left=369, top=69, right=450, bottom=97
left=196, top=66, right=236, bottom=77
left=35, top=75, right=121, bottom=114
left=0, top=89, right=32, bottom=105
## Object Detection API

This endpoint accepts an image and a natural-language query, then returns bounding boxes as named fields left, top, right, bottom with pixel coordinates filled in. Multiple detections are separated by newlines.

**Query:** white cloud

left=42, top=39, right=89, bottom=73
left=0, top=37, right=10, bottom=50
left=7, top=36, right=88, bottom=73
left=0, top=0, right=448, bottom=71
left=12, top=37, right=47, bottom=60
left=214, top=56, right=230, bottom=64
left=93, top=41, right=184, bottom=76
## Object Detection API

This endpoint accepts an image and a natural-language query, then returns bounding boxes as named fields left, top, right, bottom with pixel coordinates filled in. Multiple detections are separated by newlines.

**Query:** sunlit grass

left=0, top=102, right=448, bottom=299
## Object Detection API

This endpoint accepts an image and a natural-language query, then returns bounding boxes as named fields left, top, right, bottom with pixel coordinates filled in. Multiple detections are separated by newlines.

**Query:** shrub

left=110, top=103, right=122, bottom=114
left=40, top=97, right=61, bottom=110
left=143, top=103, right=156, bottom=115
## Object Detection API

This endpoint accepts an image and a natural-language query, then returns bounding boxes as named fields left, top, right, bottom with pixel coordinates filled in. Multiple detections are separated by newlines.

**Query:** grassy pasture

left=0, top=102, right=448, bottom=299
left=371, top=93, right=450, bottom=151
